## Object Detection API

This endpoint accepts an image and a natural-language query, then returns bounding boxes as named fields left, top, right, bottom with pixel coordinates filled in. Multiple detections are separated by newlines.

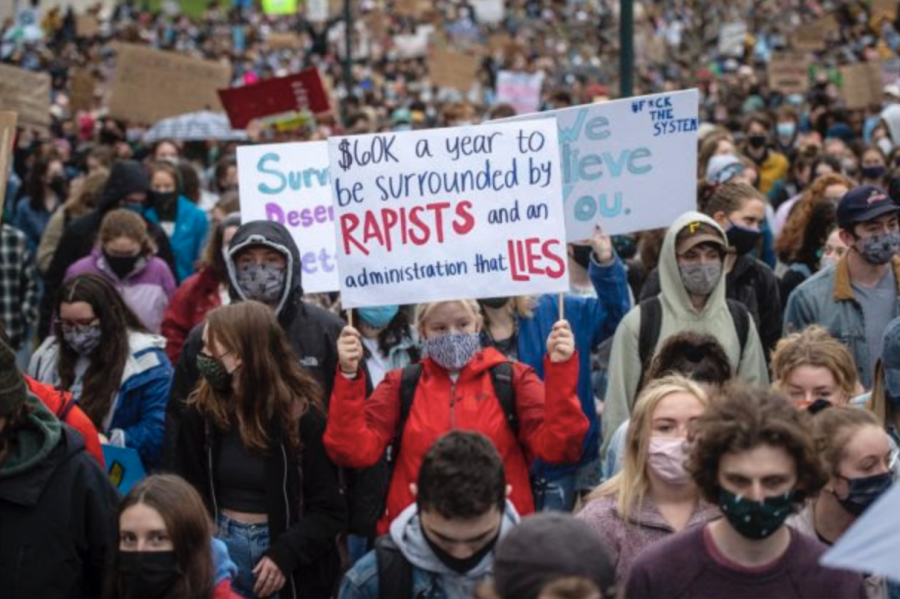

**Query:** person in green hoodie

left=0, top=338, right=119, bottom=599
left=601, top=212, right=769, bottom=458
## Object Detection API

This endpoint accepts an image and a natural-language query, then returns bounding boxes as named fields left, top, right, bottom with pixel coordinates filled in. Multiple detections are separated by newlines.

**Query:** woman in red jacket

left=324, top=299, right=589, bottom=533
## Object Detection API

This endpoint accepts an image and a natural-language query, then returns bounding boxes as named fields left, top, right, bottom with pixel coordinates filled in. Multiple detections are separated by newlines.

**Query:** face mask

left=118, top=551, right=180, bottom=599
left=855, top=231, right=900, bottom=265
left=423, top=522, right=500, bottom=574
left=748, top=135, right=767, bottom=149
left=834, top=472, right=893, bottom=516
left=62, top=324, right=102, bottom=356
left=570, top=245, right=593, bottom=269
left=236, top=262, right=287, bottom=304
left=726, top=222, right=762, bottom=255
left=196, top=353, right=233, bottom=392
left=123, top=201, right=146, bottom=216
left=648, top=437, right=691, bottom=485
left=776, top=122, right=796, bottom=139
left=612, top=235, right=637, bottom=260
left=861, top=166, right=887, bottom=181
left=679, top=262, right=722, bottom=296
left=49, top=174, right=68, bottom=198
left=104, top=252, right=141, bottom=280
left=877, top=137, right=894, bottom=157
left=424, top=332, right=481, bottom=371
left=151, top=190, right=178, bottom=221
left=479, top=297, right=510, bottom=309
left=719, top=488, right=794, bottom=540
left=358, top=305, right=400, bottom=329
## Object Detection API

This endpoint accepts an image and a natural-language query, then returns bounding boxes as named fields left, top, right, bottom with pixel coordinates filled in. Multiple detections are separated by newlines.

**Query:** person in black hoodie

left=39, top=160, right=176, bottom=339
left=0, top=338, right=119, bottom=599
left=163, top=220, right=344, bottom=470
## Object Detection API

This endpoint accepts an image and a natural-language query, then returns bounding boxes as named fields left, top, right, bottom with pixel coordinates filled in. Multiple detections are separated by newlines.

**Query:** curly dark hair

left=643, top=331, right=733, bottom=391
left=686, top=383, right=828, bottom=510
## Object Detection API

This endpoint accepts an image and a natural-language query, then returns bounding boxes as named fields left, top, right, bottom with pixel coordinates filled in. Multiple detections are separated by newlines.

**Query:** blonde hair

left=414, top=300, right=482, bottom=336
left=585, top=375, right=708, bottom=522
left=771, top=325, right=858, bottom=401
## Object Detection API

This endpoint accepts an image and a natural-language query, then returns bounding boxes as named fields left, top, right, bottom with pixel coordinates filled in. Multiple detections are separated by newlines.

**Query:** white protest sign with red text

left=328, top=120, right=569, bottom=308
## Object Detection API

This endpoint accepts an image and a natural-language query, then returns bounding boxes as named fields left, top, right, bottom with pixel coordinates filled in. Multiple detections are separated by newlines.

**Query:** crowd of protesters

left=4, top=0, right=900, bottom=598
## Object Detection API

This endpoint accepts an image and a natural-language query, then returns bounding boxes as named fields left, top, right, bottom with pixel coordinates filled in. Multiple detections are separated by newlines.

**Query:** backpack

left=375, top=534, right=413, bottom=599
left=391, top=361, right=517, bottom=463
left=637, top=295, right=750, bottom=379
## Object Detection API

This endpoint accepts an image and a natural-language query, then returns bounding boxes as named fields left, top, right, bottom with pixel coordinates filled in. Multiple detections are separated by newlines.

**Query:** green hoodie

left=0, top=393, right=62, bottom=479
left=601, top=212, right=769, bottom=457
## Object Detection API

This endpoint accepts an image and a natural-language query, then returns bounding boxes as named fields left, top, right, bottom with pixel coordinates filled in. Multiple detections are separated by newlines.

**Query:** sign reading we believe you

left=507, top=89, right=699, bottom=240
left=328, top=120, right=569, bottom=308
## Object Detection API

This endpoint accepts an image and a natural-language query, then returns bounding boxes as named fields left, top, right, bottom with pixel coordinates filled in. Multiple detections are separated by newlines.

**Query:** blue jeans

left=533, top=473, right=577, bottom=512
left=216, top=513, right=277, bottom=599
left=347, top=534, right=373, bottom=567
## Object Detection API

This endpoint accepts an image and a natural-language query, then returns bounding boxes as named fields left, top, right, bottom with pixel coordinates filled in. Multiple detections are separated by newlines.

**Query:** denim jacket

left=784, top=256, right=900, bottom=389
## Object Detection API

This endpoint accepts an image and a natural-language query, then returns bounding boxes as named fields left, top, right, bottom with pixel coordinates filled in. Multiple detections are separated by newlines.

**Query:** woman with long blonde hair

left=577, top=375, right=717, bottom=585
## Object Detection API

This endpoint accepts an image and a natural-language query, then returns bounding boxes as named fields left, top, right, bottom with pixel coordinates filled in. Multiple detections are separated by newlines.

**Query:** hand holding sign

left=547, top=320, right=575, bottom=363
left=338, top=326, right=363, bottom=375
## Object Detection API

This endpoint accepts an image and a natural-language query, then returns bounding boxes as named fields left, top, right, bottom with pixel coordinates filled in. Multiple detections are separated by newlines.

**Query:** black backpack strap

left=55, top=391, right=77, bottom=422
left=489, top=361, right=518, bottom=437
left=390, top=363, right=423, bottom=464
left=726, top=299, right=750, bottom=357
left=375, top=534, right=413, bottom=599
left=638, top=296, right=663, bottom=372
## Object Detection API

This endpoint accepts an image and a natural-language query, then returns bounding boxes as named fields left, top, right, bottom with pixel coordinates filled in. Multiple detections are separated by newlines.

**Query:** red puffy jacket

left=161, top=267, right=223, bottom=364
left=324, top=347, right=588, bottom=533
left=25, top=376, right=105, bottom=468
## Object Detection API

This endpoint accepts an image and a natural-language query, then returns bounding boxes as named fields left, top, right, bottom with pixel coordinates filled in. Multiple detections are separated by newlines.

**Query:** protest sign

left=267, top=32, right=303, bottom=50
left=395, top=0, right=432, bottom=17
left=872, top=0, right=898, bottom=21
left=472, top=0, right=504, bottom=24
left=75, top=14, right=99, bottom=37
left=791, top=14, right=839, bottom=51
left=68, top=68, right=95, bottom=114
left=237, top=141, right=339, bottom=293
left=328, top=120, right=569, bottom=308
left=428, top=47, right=481, bottom=91
left=0, top=112, right=17, bottom=221
left=218, top=69, right=330, bottom=128
left=718, top=22, right=747, bottom=57
left=262, top=0, right=298, bottom=15
left=109, top=44, right=231, bottom=125
left=841, top=62, right=883, bottom=109
left=103, top=445, right=146, bottom=494
left=506, top=89, right=699, bottom=240
left=0, top=64, right=50, bottom=131
left=768, top=52, right=811, bottom=95
left=307, top=0, right=328, bottom=21
left=496, top=71, right=545, bottom=116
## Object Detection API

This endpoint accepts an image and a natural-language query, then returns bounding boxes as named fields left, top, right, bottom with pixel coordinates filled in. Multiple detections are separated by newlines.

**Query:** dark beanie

left=493, top=513, right=616, bottom=599
left=0, top=339, right=27, bottom=416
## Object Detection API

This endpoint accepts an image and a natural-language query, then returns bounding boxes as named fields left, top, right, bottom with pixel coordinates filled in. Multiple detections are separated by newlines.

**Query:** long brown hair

left=104, top=474, right=214, bottom=599
left=187, top=301, right=322, bottom=451
left=55, top=274, right=148, bottom=427
left=776, top=173, right=852, bottom=262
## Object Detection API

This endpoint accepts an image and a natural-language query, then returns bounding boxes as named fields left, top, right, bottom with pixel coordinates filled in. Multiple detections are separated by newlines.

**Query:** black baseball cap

left=836, top=186, right=900, bottom=228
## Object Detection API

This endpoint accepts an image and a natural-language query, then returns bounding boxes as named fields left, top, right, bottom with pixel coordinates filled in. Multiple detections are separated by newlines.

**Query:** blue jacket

left=29, top=331, right=173, bottom=470
left=784, top=255, right=900, bottom=389
left=13, top=198, right=54, bottom=254
left=518, top=255, right=630, bottom=481
left=145, top=196, right=209, bottom=282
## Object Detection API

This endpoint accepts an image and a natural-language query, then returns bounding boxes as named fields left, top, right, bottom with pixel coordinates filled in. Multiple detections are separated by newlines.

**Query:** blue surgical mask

left=777, top=122, right=796, bottom=139
left=358, top=305, right=400, bottom=329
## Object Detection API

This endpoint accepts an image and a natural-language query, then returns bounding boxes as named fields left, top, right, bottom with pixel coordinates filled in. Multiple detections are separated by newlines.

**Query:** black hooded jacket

left=38, top=160, right=176, bottom=339
left=162, top=220, right=344, bottom=470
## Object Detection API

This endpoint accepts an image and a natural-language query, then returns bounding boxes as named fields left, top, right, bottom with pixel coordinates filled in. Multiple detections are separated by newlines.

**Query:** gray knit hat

left=0, top=339, right=27, bottom=416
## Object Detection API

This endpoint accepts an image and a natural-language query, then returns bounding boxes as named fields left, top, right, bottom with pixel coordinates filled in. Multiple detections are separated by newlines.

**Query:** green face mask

left=718, top=488, right=794, bottom=540
left=196, top=353, right=233, bottom=392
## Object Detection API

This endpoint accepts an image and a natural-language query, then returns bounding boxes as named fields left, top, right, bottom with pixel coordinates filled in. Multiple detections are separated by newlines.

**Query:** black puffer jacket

left=0, top=397, right=119, bottom=599
left=162, top=221, right=345, bottom=469
left=39, top=160, right=176, bottom=338
left=639, top=254, right=783, bottom=358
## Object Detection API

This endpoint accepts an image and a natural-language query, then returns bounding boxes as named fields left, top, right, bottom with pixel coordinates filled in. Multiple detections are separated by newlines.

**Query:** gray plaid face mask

left=679, top=262, right=722, bottom=296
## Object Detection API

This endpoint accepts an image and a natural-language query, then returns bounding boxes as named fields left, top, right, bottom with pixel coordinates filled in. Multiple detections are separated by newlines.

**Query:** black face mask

left=480, top=297, right=510, bottom=309
left=151, top=190, right=178, bottom=222
left=423, top=526, right=500, bottom=574
left=748, top=135, right=768, bottom=149
left=612, top=235, right=637, bottom=260
left=49, top=174, right=68, bottom=199
left=105, top=252, right=140, bottom=280
left=726, top=222, right=762, bottom=255
left=118, top=551, right=180, bottom=599
left=570, top=245, right=593, bottom=270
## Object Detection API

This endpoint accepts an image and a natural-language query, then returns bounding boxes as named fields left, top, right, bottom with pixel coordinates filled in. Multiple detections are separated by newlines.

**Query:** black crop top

left=216, top=428, right=267, bottom=513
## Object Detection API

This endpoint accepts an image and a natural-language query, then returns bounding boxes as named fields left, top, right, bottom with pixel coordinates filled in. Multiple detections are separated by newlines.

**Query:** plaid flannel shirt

left=0, top=224, right=39, bottom=349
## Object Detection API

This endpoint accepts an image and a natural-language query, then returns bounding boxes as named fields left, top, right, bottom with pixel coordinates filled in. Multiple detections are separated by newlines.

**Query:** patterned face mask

left=236, top=262, right=287, bottom=304
left=424, top=332, right=481, bottom=371
left=833, top=472, right=893, bottom=516
left=62, top=324, right=102, bottom=356
left=855, top=231, right=900, bottom=265
left=196, top=352, right=233, bottom=392
left=718, top=488, right=794, bottom=540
